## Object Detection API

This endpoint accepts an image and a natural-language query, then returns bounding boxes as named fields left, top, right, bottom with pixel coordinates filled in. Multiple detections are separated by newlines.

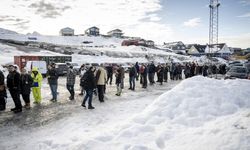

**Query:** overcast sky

left=0, top=0, right=250, bottom=48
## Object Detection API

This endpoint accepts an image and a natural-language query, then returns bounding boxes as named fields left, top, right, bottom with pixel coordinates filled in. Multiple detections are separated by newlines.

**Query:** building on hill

left=107, top=29, right=123, bottom=38
left=163, top=41, right=187, bottom=55
left=187, top=44, right=206, bottom=56
left=85, top=26, right=100, bottom=36
left=146, top=40, right=155, bottom=47
left=205, top=43, right=232, bottom=59
left=59, top=27, right=74, bottom=36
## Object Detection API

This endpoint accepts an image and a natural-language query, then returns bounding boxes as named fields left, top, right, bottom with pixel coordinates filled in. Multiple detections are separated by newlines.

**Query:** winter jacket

left=31, top=67, right=43, bottom=88
left=95, top=67, right=107, bottom=85
left=67, top=69, right=76, bottom=85
left=0, top=71, right=7, bottom=98
left=157, top=68, right=164, bottom=82
left=7, top=70, right=21, bottom=91
left=83, top=70, right=96, bottom=90
left=129, top=66, right=137, bottom=77
left=106, top=66, right=113, bottom=75
left=47, top=68, right=58, bottom=85
left=116, top=68, right=122, bottom=84
left=20, top=74, right=33, bottom=95
left=148, top=64, right=156, bottom=73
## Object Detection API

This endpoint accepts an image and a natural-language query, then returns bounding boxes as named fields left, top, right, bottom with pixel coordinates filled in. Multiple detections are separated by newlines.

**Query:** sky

left=0, top=0, right=249, bottom=48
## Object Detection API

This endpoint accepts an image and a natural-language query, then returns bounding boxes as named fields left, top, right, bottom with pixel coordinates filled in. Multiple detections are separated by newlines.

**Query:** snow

left=71, top=76, right=249, bottom=150
left=0, top=76, right=249, bottom=150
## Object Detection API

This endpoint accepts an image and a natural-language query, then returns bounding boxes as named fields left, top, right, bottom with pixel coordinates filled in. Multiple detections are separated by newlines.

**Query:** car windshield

left=229, top=67, right=246, bottom=73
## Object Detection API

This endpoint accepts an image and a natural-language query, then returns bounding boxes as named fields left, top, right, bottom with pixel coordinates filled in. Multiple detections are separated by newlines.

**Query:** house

left=107, top=29, right=123, bottom=38
left=59, top=27, right=74, bottom=36
left=205, top=43, right=232, bottom=59
left=163, top=41, right=186, bottom=54
left=187, top=44, right=206, bottom=56
left=146, top=40, right=155, bottom=47
left=85, top=26, right=99, bottom=36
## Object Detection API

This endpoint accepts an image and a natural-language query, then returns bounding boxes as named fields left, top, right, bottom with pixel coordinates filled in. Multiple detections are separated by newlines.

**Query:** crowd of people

left=0, top=61, right=226, bottom=113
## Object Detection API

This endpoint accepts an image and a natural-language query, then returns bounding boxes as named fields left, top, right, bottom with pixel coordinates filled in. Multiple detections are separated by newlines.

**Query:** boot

left=88, top=106, right=95, bottom=109
left=14, top=108, right=22, bottom=113
left=11, top=107, right=17, bottom=111
left=0, top=105, right=5, bottom=111
left=25, top=103, right=31, bottom=109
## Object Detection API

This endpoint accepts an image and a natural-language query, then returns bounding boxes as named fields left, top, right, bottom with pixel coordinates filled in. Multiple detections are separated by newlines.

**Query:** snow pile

left=74, top=76, right=250, bottom=150
left=0, top=43, right=25, bottom=64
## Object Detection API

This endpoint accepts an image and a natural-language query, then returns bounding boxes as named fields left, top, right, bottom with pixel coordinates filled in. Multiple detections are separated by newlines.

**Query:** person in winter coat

left=81, top=67, right=96, bottom=109
left=157, top=65, right=164, bottom=85
left=115, top=67, right=123, bottom=96
left=184, top=63, right=191, bottom=79
left=79, top=64, right=87, bottom=96
left=7, top=65, right=22, bottom=113
left=163, top=64, right=169, bottom=82
left=47, top=64, right=59, bottom=102
left=0, top=70, right=7, bottom=111
left=135, top=62, right=140, bottom=81
left=95, top=64, right=107, bottom=102
left=148, top=62, right=156, bottom=85
left=129, top=64, right=137, bottom=91
left=31, top=67, right=43, bottom=104
left=20, top=68, right=33, bottom=109
left=106, top=64, right=113, bottom=85
left=66, top=66, right=76, bottom=100
left=141, top=64, right=148, bottom=88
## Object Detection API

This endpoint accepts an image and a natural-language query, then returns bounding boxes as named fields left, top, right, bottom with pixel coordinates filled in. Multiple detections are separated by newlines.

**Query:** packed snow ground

left=0, top=76, right=249, bottom=150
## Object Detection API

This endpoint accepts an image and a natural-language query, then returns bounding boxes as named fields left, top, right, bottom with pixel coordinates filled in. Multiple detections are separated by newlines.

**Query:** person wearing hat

left=31, top=67, right=43, bottom=104
left=20, top=68, right=33, bottom=109
left=7, top=65, right=22, bottom=113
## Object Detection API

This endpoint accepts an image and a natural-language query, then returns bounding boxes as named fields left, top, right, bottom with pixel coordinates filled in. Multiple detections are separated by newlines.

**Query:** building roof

left=193, top=44, right=206, bottom=53
left=164, top=41, right=184, bottom=46
left=60, top=27, right=74, bottom=31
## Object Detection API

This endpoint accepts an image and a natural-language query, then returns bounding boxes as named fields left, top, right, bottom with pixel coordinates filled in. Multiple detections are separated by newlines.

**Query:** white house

left=107, top=29, right=123, bottom=38
left=205, top=43, right=231, bottom=54
left=59, top=27, right=74, bottom=36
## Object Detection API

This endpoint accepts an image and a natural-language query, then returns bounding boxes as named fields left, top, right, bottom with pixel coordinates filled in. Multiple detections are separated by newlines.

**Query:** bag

left=33, top=82, right=39, bottom=87
left=0, top=85, right=5, bottom=91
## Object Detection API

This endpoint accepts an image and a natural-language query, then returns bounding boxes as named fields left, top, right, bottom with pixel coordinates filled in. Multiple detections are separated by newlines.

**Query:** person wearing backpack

left=81, top=67, right=96, bottom=109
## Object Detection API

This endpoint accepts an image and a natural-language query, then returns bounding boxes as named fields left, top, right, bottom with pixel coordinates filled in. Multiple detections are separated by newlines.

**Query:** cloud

left=240, top=0, right=250, bottom=6
left=28, top=0, right=71, bottom=18
left=237, top=12, right=250, bottom=18
left=0, top=15, right=30, bottom=30
left=183, top=18, right=201, bottom=27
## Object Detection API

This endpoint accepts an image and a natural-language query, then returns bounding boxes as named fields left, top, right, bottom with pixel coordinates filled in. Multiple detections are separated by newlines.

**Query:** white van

left=25, top=61, right=47, bottom=75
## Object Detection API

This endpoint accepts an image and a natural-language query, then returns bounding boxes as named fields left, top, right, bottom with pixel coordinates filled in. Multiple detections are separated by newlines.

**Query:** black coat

left=83, top=71, right=96, bottom=90
left=0, top=71, right=7, bottom=98
left=20, top=74, right=33, bottom=95
left=116, top=69, right=122, bottom=84
left=157, top=68, right=164, bottom=82
left=148, top=64, right=156, bottom=73
left=129, top=66, right=137, bottom=77
left=7, top=71, right=21, bottom=91
left=47, top=68, right=59, bottom=85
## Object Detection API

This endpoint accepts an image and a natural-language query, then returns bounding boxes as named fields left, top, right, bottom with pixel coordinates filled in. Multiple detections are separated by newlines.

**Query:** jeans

left=148, top=73, right=155, bottom=84
left=116, top=83, right=122, bottom=94
left=21, top=94, right=30, bottom=104
left=82, top=89, right=93, bottom=107
left=107, top=74, right=113, bottom=84
left=129, top=76, right=135, bottom=90
left=67, top=84, right=75, bottom=98
left=49, top=84, right=58, bottom=100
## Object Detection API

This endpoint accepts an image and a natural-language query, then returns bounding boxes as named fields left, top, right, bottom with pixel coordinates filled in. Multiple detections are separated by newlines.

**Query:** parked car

left=55, top=63, right=68, bottom=76
left=225, top=66, right=249, bottom=79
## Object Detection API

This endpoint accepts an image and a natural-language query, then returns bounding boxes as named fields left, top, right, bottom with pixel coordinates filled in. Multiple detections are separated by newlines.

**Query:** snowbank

left=75, top=76, right=250, bottom=150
